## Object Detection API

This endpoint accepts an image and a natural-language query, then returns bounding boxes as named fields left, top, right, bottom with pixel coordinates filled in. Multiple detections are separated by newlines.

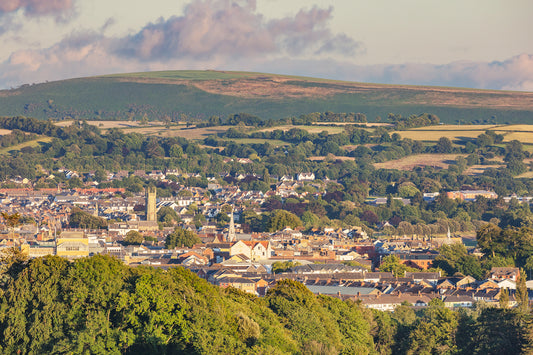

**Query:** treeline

left=197, top=111, right=368, bottom=129
left=388, top=113, right=440, bottom=129
left=0, top=254, right=532, bottom=354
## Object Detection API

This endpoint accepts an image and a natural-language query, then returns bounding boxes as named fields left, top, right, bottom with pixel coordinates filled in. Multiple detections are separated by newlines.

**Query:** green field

left=400, top=124, right=533, bottom=144
left=222, top=138, right=288, bottom=146
left=0, top=137, right=53, bottom=155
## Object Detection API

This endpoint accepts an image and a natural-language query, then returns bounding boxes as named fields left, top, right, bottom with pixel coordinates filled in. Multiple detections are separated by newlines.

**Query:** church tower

left=227, top=205, right=236, bottom=243
left=146, top=186, right=157, bottom=222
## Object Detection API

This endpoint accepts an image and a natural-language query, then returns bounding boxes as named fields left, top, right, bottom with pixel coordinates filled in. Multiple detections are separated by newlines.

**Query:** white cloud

left=0, top=0, right=531, bottom=92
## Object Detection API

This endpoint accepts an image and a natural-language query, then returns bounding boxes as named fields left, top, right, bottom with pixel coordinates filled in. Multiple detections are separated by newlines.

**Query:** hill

left=1, top=70, right=533, bottom=123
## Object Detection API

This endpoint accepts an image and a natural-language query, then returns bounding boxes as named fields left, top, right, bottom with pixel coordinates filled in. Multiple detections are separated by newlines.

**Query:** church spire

left=227, top=205, right=236, bottom=242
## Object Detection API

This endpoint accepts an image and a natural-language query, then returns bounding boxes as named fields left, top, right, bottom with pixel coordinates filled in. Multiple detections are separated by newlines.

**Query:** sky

left=0, top=0, right=532, bottom=91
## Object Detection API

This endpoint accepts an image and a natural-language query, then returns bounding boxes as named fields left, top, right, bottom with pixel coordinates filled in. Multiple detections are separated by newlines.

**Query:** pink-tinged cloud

left=257, top=54, right=533, bottom=92
left=114, top=0, right=361, bottom=60
left=0, top=0, right=531, bottom=92
left=0, top=0, right=73, bottom=17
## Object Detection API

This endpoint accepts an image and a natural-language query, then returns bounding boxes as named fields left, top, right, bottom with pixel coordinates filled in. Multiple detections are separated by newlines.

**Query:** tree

left=379, top=255, right=416, bottom=277
left=165, top=227, right=200, bottom=248
left=406, top=299, right=458, bottom=355
left=266, top=210, right=302, bottom=232
left=516, top=269, right=529, bottom=313
left=473, top=308, right=531, bottom=354
left=169, top=144, right=183, bottom=158
left=157, top=206, right=180, bottom=226
left=69, top=208, right=107, bottom=229
left=1, top=212, right=20, bottom=242
left=476, top=223, right=503, bottom=258
left=499, top=288, right=509, bottom=309
left=124, top=230, right=144, bottom=245
left=435, top=137, right=453, bottom=153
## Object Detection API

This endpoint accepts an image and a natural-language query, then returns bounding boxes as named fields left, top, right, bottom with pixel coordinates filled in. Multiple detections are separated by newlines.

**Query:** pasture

left=222, top=138, right=288, bottom=146
left=0, top=137, right=53, bottom=155
left=400, top=124, right=533, bottom=144
left=256, top=125, right=347, bottom=135
left=374, top=154, right=465, bottom=171
left=122, top=125, right=229, bottom=140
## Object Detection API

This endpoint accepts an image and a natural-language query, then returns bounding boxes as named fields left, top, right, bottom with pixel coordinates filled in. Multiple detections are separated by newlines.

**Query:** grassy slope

left=1, top=71, right=532, bottom=123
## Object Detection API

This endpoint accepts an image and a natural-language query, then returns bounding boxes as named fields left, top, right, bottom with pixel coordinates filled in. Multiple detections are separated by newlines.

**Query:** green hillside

left=0, top=70, right=532, bottom=123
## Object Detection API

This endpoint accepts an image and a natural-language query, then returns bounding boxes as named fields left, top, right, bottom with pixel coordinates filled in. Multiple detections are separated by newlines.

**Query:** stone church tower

left=146, top=186, right=157, bottom=222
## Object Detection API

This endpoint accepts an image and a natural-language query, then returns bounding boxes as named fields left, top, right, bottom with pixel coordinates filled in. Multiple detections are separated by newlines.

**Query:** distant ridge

left=1, top=70, right=532, bottom=123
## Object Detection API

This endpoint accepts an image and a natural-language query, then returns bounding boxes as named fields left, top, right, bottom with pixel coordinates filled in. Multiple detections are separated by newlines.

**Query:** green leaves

left=164, top=227, right=200, bottom=249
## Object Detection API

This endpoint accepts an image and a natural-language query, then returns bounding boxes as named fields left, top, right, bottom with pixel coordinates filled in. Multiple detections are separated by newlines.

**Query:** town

left=1, top=168, right=530, bottom=311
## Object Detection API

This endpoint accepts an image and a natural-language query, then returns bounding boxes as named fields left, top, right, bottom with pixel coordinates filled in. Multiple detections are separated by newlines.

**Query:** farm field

left=489, top=124, right=533, bottom=132
left=55, top=120, right=171, bottom=130
left=309, top=156, right=355, bottom=161
left=222, top=138, right=288, bottom=146
left=499, top=131, right=533, bottom=144
left=0, top=137, right=53, bottom=155
left=0, top=129, right=12, bottom=135
left=409, top=125, right=496, bottom=131
left=397, top=130, right=482, bottom=142
left=121, top=125, right=229, bottom=140
left=400, top=124, right=533, bottom=143
left=463, top=164, right=503, bottom=176
left=256, top=125, right=347, bottom=134
left=374, top=154, right=465, bottom=171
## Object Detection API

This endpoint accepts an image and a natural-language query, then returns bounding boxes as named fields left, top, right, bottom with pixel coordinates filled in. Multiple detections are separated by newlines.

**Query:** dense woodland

left=0, top=253, right=531, bottom=354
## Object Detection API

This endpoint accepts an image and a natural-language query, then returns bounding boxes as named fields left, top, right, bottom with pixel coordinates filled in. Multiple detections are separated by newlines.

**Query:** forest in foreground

left=0, top=253, right=531, bottom=355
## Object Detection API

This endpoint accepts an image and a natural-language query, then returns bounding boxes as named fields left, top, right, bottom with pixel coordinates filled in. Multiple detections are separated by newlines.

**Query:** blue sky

left=0, top=0, right=532, bottom=91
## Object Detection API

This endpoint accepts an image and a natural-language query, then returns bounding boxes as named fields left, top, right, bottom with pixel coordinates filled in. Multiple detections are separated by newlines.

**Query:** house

left=446, top=190, right=498, bottom=201
left=360, top=294, right=432, bottom=311
left=297, top=173, right=315, bottom=181
left=443, top=295, right=475, bottom=308
left=216, top=276, right=257, bottom=294
left=405, top=271, right=440, bottom=286
left=229, top=240, right=272, bottom=261
left=455, top=275, right=477, bottom=288
left=497, top=279, right=516, bottom=290
left=490, top=267, right=520, bottom=281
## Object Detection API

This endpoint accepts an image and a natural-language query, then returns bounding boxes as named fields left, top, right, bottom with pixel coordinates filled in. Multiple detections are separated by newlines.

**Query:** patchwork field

left=400, top=124, right=533, bottom=144
left=374, top=154, right=465, bottom=170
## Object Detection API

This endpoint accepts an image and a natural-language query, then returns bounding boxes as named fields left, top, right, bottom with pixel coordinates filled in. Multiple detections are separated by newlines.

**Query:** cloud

left=0, top=0, right=531, bottom=92
left=0, top=0, right=74, bottom=19
left=113, top=0, right=361, bottom=61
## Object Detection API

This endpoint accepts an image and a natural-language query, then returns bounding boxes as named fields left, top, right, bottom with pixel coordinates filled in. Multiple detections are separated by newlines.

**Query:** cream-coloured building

left=229, top=240, right=272, bottom=261
left=55, top=231, right=89, bottom=259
